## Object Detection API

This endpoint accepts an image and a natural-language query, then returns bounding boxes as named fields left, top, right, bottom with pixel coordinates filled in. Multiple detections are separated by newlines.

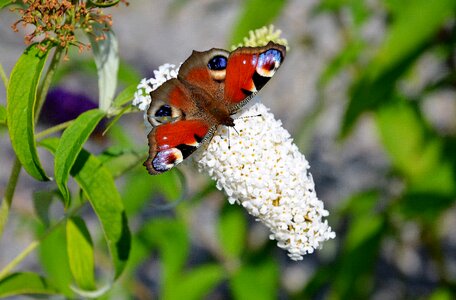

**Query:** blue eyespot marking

left=155, top=104, right=172, bottom=117
left=208, top=55, right=227, bottom=70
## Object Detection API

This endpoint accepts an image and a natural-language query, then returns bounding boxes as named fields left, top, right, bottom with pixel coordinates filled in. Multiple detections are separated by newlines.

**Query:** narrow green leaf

left=54, top=109, right=105, bottom=203
left=140, top=219, right=188, bottom=276
left=37, top=223, right=73, bottom=297
left=218, top=203, right=247, bottom=258
left=102, top=105, right=131, bottom=136
left=67, top=217, right=96, bottom=291
left=112, top=84, right=137, bottom=108
left=40, top=138, right=131, bottom=280
left=98, top=146, right=147, bottom=178
left=371, top=0, right=456, bottom=79
left=0, top=0, right=12, bottom=9
left=340, top=0, right=456, bottom=136
left=33, top=190, right=59, bottom=228
left=167, top=265, right=225, bottom=300
left=0, top=272, right=58, bottom=297
left=375, top=100, right=455, bottom=194
left=331, top=193, right=385, bottom=299
left=429, top=288, right=454, bottom=300
left=7, top=44, right=50, bottom=181
left=230, top=0, right=287, bottom=46
left=0, top=105, right=6, bottom=125
left=318, top=40, right=364, bottom=88
left=89, top=28, right=119, bottom=112
left=231, top=258, right=279, bottom=300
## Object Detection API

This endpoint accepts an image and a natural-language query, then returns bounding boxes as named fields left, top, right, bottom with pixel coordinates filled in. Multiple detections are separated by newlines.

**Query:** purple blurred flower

left=41, top=88, right=106, bottom=136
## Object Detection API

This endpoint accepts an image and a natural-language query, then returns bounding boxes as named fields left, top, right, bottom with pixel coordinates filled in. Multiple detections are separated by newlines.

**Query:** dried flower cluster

left=11, top=0, right=127, bottom=53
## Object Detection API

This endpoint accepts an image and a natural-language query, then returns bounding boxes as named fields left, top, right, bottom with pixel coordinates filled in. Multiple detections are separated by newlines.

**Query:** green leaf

left=318, top=40, right=364, bottom=88
left=7, top=44, right=50, bottom=181
left=231, top=257, right=279, bottom=300
left=98, top=146, right=147, bottom=178
left=54, top=109, right=105, bottom=203
left=67, top=217, right=96, bottom=291
left=340, top=0, right=456, bottom=136
left=0, top=272, right=58, bottom=297
left=167, top=265, right=225, bottom=300
left=140, top=219, right=188, bottom=276
left=429, top=288, right=455, bottom=300
left=40, top=138, right=131, bottom=280
left=331, top=192, right=385, bottom=299
left=89, top=0, right=121, bottom=7
left=0, top=0, right=12, bottom=9
left=371, top=0, right=456, bottom=79
left=218, top=203, right=247, bottom=258
left=0, top=105, right=6, bottom=125
left=397, top=192, right=455, bottom=221
left=230, top=0, right=287, bottom=46
left=33, top=190, right=60, bottom=228
left=37, top=223, right=73, bottom=297
left=112, top=84, right=137, bottom=108
left=375, top=99, right=455, bottom=194
left=89, top=27, right=119, bottom=112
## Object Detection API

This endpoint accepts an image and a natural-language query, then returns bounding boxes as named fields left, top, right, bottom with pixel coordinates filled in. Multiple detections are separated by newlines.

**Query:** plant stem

left=35, top=46, right=63, bottom=122
left=0, top=62, right=8, bottom=88
left=0, top=204, right=84, bottom=280
left=35, top=120, right=74, bottom=140
left=0, top=158, right=21, bottom=239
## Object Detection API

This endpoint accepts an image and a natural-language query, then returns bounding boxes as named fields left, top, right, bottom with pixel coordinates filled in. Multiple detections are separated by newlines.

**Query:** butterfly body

left=144, top=41, right=286, bottom=175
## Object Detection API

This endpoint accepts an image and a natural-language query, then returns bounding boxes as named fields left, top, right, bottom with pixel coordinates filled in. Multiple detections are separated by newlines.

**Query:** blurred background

left=1, top=0, right=456, bottom=299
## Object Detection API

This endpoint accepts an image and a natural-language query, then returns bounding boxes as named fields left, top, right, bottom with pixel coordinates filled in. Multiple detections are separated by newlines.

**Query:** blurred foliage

left=1, top=0, right=456, bottom=299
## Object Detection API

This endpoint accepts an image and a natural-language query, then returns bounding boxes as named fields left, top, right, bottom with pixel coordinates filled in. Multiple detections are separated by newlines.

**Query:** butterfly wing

left=145, top=78, right=215, bottom=175
left=224, top=41, right=286, bottom=111
left=178, top=48, right=230, bottom=100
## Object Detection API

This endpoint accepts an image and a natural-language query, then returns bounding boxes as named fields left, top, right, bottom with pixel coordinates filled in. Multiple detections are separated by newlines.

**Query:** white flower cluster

left=133, top=63, right=335, bottom=260
left=132, top=63, right=179, bottom=111
left=193, top=103, right=335, bottom=260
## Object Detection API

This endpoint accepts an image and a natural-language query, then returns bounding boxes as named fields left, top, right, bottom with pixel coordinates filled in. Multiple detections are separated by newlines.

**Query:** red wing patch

left=224, top=43, right=285, bottom=105
left=224, top=52, right=258, bottom=103
left=144, top=120, right=212, bottom=175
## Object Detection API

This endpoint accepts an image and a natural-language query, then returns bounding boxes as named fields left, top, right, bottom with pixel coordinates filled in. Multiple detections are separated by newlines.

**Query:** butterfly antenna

left=238, top=113, right=262, bottom=120
left=228, top=127, right=231, bottom=149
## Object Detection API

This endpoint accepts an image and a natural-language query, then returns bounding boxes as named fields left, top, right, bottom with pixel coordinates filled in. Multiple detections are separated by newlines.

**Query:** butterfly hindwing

left=144, top=119, right=215, bottom=174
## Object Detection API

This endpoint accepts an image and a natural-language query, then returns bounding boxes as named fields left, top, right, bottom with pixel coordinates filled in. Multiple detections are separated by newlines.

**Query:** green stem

left=35, top=47, right=63, bottom=122
left=0, top=204, right=84, bottom=280
left=0, top=158, right=21, bottom=238
left=35, top=120, right=74, bottom=140
left=0, top=62, right=8, bottom=88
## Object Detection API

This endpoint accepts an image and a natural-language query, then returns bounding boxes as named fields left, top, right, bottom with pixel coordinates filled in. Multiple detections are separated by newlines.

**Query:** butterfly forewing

left=224, top=42, right=286, bottom=112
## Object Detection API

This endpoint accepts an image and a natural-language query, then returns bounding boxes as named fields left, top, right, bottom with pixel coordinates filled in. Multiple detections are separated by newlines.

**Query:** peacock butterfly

left=144, top=41, right=286, bottom=175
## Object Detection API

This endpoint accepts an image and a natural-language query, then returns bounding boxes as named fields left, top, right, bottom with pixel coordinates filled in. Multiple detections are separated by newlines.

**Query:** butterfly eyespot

left=208, top=55, right=227, bottom=70
left=256, top=49, right=282, bottom=78
left=155, top=104, right=172, bottom=117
